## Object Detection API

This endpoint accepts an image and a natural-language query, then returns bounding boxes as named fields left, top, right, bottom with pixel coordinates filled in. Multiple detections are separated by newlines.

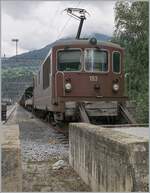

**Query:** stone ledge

left=69, top=123, right=149, bottom=192
left=1, top=124, right=22, bottom=192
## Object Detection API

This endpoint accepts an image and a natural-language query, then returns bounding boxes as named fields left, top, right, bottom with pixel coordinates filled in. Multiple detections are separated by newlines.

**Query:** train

left=21, top=38, right=132, bottom=124
left=20, top=8, right=136, bottom=125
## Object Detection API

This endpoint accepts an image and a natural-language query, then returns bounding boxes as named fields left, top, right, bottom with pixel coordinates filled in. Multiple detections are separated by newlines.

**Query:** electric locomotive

left=33, top=8, right=132, bottom=124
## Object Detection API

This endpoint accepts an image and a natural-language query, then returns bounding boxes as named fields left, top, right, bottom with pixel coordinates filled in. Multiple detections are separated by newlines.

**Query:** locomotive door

left=55, top=72, right=65, bottom=97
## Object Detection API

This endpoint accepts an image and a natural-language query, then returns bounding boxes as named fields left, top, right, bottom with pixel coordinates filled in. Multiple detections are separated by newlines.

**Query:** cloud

left=2, top=1, right=115, bottom=57
left=2, top=1, right=42, bottom=20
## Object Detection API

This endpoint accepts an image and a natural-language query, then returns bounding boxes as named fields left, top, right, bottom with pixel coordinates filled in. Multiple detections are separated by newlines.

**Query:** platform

left=113, top=126, right=149, bottom=139
left=1, top=124, right=22, bottom=192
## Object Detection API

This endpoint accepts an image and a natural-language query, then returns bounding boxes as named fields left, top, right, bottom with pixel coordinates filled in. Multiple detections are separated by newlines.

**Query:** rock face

left=1, top=124, right=22, bottom=192
left=69, top=123, right=149, bottom=192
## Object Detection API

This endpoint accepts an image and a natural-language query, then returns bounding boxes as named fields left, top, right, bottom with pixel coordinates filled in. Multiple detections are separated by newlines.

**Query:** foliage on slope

left=112, top=1, right=149, bottom=123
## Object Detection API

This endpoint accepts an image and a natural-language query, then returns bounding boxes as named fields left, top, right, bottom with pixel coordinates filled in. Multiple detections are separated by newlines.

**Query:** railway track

left=2, top=104, right=16, bottom=124
left=24, top=100, right=148, bottom=139
left=25, top=108, right=69, bottom=139
left=7, top=105, right=16, bottom=120
left=40, top=118, right=69, bottom=138
left=31, top=107, right=148, bottom=141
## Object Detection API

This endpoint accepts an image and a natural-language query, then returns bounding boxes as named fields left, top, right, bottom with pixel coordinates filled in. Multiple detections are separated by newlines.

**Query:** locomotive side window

left=113, top=52, right=121, bottom=73
left=84, top=49, right=108, bottom=72
left=43, top=56, right=50, bottom=89
left=57, top=50, right=81, bottom=71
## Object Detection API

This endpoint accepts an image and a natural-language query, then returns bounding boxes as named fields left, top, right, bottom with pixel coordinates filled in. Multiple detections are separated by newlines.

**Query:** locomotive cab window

left=84, top=49, right=108, bottom=72
left=57, top=49, right=81, bottom=71
left=113, top=52, right=121, bottom=73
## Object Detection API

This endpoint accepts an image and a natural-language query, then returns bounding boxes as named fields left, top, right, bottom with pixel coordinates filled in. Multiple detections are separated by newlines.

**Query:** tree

left=112, top=1, right=149, bottom=123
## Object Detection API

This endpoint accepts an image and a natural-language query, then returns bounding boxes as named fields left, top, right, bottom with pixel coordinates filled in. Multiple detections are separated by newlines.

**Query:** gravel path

left=20, top=120, right=69, bottom=162
left=6, top=105, right=90, bottom=192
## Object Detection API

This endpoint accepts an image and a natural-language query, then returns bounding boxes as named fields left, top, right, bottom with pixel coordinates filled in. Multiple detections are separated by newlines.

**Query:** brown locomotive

left=24, top=8, right=136, bottom=124
left=33, top=38, right=127, bottom=123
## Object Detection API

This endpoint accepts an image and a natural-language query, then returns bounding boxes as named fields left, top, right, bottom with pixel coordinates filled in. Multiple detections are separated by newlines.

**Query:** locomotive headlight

left=113, top=83, right=119, bottom=92
left=65, top=83, right=72, bottom=92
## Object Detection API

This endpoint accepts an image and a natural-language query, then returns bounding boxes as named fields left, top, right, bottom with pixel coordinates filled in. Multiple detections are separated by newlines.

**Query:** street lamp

left=12, top=38, right=19, bottom=56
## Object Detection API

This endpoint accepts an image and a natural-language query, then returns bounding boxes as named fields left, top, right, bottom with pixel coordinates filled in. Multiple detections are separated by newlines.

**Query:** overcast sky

left=2, top=0, right=116, bottom=57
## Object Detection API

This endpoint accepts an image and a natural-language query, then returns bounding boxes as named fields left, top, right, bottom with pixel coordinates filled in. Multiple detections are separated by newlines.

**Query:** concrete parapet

left=1, top=124, right=22, bottom=192
left=69, top=123, right=149, bottom=192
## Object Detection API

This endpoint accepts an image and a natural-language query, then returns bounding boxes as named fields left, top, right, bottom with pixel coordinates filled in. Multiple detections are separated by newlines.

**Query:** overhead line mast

left=64, top=8, right=89, bottom=39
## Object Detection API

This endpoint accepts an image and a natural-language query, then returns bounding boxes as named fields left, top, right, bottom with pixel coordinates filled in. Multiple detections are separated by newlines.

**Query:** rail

left=4, top=105, right=16, bottom=123
left=119, top=103, right=137, bottom=124
left=78, top=103, right=90, bottom=123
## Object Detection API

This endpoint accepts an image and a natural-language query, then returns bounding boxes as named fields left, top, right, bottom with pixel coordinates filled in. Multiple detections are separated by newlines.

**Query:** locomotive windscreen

left=57, top=49, right=81, bottom=71
left=84, top=49, right=108, bottom=72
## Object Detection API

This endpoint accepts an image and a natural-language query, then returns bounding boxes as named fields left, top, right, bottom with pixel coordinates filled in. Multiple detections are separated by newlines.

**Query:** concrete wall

left=1, top=124, right=22, bottom=192
left=69, top=123, right=149, bottom=192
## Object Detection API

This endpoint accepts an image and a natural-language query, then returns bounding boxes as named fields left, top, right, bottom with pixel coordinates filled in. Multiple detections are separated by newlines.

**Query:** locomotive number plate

left=89, top=75, right=98, bottom=81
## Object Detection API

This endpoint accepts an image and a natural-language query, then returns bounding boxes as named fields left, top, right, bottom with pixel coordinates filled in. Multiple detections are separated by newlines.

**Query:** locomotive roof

left=39, top=38, right=123, bottom=68
left=52, top=39, right=123, bottom=49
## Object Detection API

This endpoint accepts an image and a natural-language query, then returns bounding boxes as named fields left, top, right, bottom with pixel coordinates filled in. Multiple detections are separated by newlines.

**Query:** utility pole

left=12, top=38, right=19, bottom=56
